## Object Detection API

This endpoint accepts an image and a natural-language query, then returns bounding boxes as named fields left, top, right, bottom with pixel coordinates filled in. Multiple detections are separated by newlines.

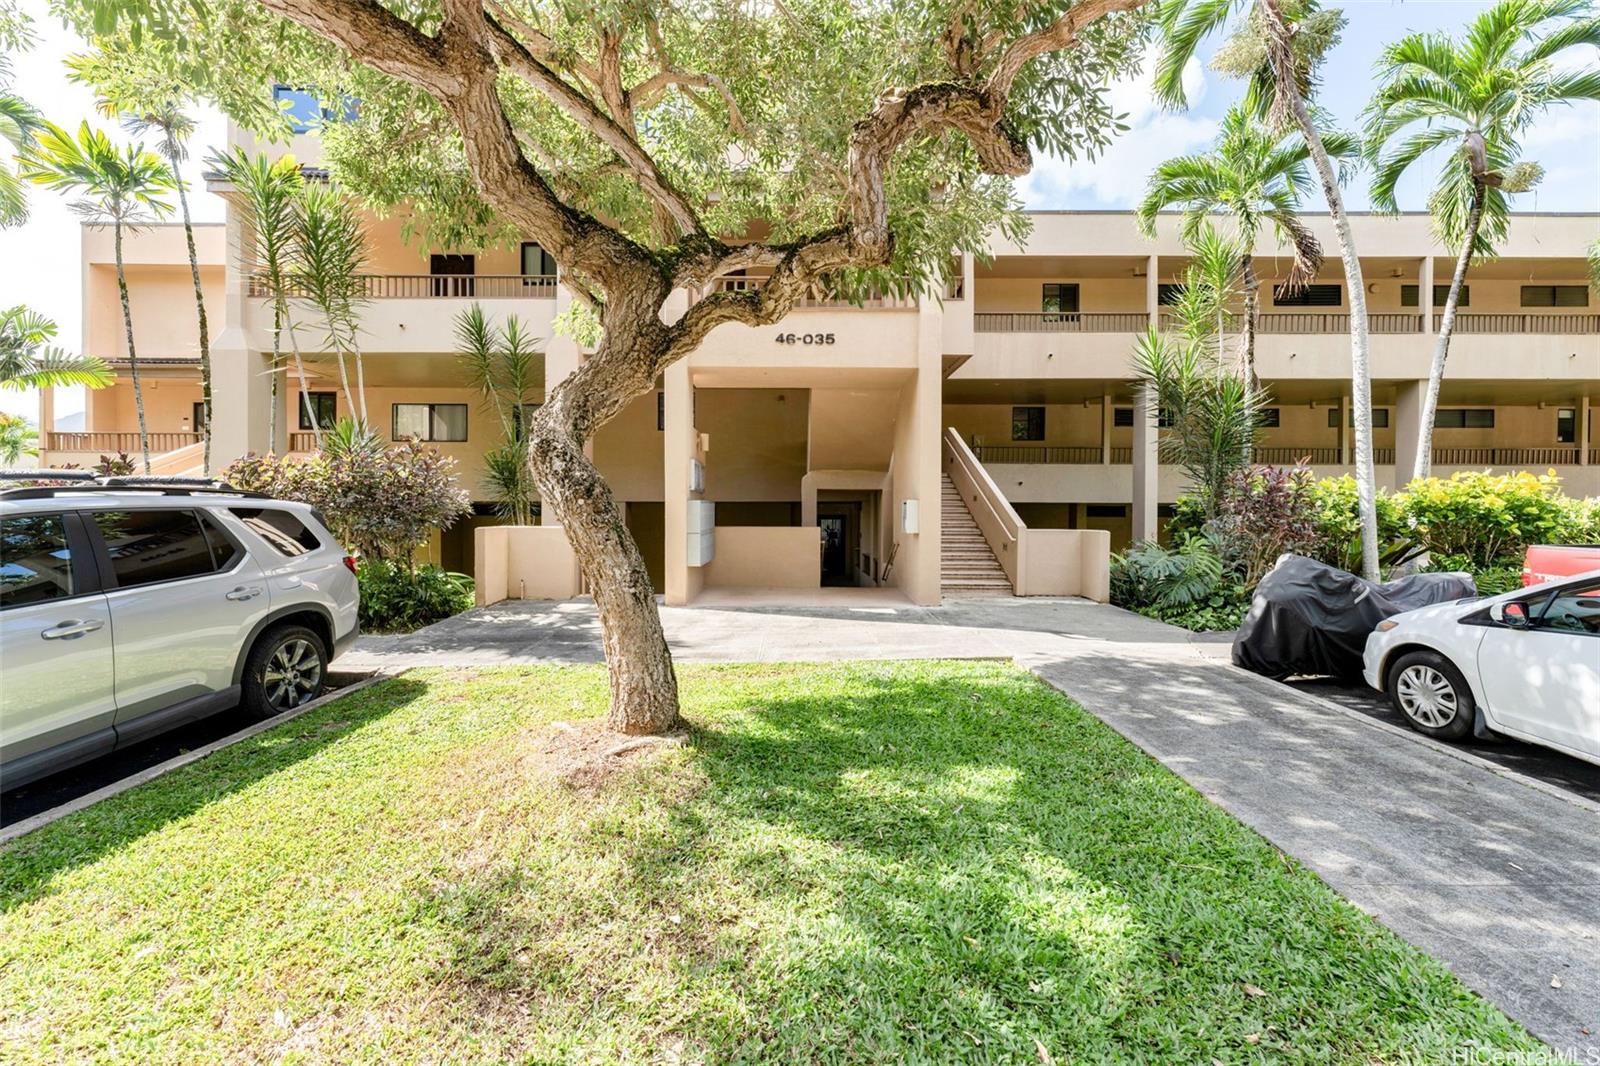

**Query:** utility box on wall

left=686, top=499, right=715, bottom=567
left=900, top=498, right=919, bottom=535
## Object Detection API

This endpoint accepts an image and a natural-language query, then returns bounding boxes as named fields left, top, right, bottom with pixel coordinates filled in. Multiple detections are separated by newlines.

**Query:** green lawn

left=0, top=662, right=1535, bottom=1063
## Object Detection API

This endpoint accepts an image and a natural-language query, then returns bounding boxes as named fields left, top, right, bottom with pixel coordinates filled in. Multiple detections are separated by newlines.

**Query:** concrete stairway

left=941, top=475, right=1014, bottom=597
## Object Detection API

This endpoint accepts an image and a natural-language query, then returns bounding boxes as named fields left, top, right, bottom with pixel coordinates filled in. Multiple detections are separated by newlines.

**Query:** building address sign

left=774, top=332, right=836, bottom=345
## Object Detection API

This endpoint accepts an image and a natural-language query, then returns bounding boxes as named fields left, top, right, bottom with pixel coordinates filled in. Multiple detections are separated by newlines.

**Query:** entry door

left=430, top=253, right=476, bottom=297
left=820, top=516, right=847, bottom=580
left=0, top=512, right=116, bottom=767
left=1477, top=579, right=1600, bottom=758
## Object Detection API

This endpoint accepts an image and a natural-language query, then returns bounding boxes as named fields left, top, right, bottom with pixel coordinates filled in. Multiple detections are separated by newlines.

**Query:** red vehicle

left=1522, top=544, right=1600, bottom=587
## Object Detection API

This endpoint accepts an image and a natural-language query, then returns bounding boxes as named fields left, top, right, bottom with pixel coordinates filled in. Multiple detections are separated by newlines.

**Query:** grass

left=0, top=662, right=1537, bottom=1064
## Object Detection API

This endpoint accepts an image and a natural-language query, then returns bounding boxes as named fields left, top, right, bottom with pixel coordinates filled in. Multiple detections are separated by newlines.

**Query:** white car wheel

left=1385, top=650, right=1475, bottom=741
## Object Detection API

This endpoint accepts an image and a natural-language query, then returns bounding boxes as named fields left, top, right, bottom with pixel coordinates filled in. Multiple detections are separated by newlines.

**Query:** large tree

left=73, top=0, right=1150, bottom=733
left=1365, top=0, right=1600, bottom=482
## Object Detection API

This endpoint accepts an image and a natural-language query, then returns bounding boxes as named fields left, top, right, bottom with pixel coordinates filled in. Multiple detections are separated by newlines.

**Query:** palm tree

left=456, top=304, right=540, bottom=524
left=293, top=182, right=371, bottom=424
left=21, top=122, right=173, bottom=472
left=0, top=412, right=39, bottom=465
left=1139, top=105, right=1358, bottom=395
left=0, top=55, right=44, bottom=228
left=1366, top=0, right=1600, bottom=482
left=1154, top=0, right=1382, bottom=580
left=0, top=305, right=114, bottom=391
left=114, top=100, right=219, bottom=472
left=209, top=147, right=303, bottom=452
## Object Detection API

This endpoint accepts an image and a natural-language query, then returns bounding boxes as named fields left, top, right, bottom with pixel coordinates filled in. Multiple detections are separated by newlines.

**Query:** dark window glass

left=392, top=403, right=467, bottom=442
left=520, top=242, right=557, bottom=277
left=1400, top=284, right=1468, bottom=308
left=1521, top=285, right=1590, bottom=308
left=1557, top=408, right=1577, bottom=444
left=1328, top=408, right=1390, bottom=428
left=1157, top=283, right=1185, bottom=306
left=1538, top=582, right=1600, bottom=634
left=1157, top=408, right=1174, bottom=428
left=1041, top=283, right=1080, bottom=315
left=192, top=401, right=207, bottom=431
left=1261, top=408, right=1281, bottom=428
left=1012, top=406, right=1045, bottom=441
left=1085, top=504, right=1127, bottom=519
left=1435, top=409, right=1495, bottom=429
left=429, top=254, right=476, bottom=297
left=299, top=391, right=337, bottom=431
left=0, top=513, right=74, bottom=608
left=657, top=391, right=665, bottom=432
left=94, top=510, right=217, bottom=588
left=200, top=512, right=243, bottom=570
left=1113, top=407, right=1134, bottom=427
left=510, top=403, right=543, bottom=440
left=230, top=508, right=319, bottom=557
left=1273, top=283, right=1341, bottom=307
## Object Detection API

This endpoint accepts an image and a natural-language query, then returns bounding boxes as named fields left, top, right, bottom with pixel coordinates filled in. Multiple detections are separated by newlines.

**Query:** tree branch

left=984, top=0, right=1149, bottom=100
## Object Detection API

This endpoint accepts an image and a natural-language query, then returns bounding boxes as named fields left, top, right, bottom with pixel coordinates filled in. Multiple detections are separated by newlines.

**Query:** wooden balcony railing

left=1437, top=313, right=1600, bottom=334
left=1255, top=312, right=1423, bottom=334
left=288, top=432, right=319, bottom=453
left=1253, top=446, right=1342, bottom=465
left=44, top=431, right=200, bottom=453
left=971, top=443, right=1405, bottom=467
left=972, top=444, right=1104, bottom=464
left=701, top=275, right=918, bottom=308
left=973, top=312, right=1150, bottom=333
left=248, top=274, right=558, bottom=299
left=1432, top=447, right=1582, bottom=466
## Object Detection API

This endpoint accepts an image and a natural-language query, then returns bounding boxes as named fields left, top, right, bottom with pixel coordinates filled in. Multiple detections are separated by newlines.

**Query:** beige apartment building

left=41, top=135, right=1600, bottom=608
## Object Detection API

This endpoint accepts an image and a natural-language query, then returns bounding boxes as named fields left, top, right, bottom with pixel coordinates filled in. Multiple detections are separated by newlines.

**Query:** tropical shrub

left=224, top=438, right=470, bottom=562
left=1398, top=470, right=1580, bottom=571
left=1205, top=463, right=1320, bottom=588
left=1422, top=552, right=1521, bottom=596
left=356, top=559, right=474, bottom=633
left=1305, top=475, right=1415, bottom=575
left=1111, top=536, right=1249, bottom=631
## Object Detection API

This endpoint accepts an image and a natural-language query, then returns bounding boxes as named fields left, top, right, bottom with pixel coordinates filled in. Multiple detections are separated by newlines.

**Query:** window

left=201, top=512, right=244, bottom=571
left=0, top=513, right=74, bottom=609
left=231, top=508, right=321, bottom=557
left=392, top=403, right=468, bottom=442
left=1273, top=283, right=1341, bottom=306
left=1520, top=285, right=1589, bottom=308
left=1435, top=408, right=1495, bottom=429
left=1537, top=581, right=1600, bottom=635
left=93, top=510, right=221, bottom=588
left=520, top=242, right=557, bottom=277
left=192, top=401, right=207, bottom=431
left=1085, top=504, right=1127, bottom=519
left=1157, top=283, right=1186, bottom=306
left=1113, top=407, right=1134, bottom=427
left=1261, top=408, right=1281, bottom=428
left=1041, top=283, right=1080, bottom=315
left=657, top=391, right=665, bottom=431
left=299, top=391, right=337, bottom=431
left=1401, top=284, right=1468, bottom=308
left=1328, top=408, right=1390, bottom=428
left=430, top=254, right=476, bottom=297
left=1011, top=406, right=1045, bottom=441
left=1557, top=408, right=1577, bottom=444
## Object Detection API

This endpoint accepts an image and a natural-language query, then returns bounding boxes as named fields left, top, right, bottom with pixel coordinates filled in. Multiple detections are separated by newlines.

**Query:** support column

left=1392, top=379, right=1426, bottom=490
left=1580, top=395, right=1591, bottom=466
left=1132, top=385, right=1158, bottom=544
left=662, top=360, right=701, bottom=606
left=1145, top=254, right=1159, bottom=330
left=38, top=387, right=54, bottom=459
left=1100, top=390, right=1112, bottom=464
left=1418, top=256, right=1434, bottom=333
left=210, top=203, right=271, bottom=462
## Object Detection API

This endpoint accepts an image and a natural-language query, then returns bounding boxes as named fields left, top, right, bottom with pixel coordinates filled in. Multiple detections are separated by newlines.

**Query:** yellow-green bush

left=1397, top=470, right=1588, bottom=571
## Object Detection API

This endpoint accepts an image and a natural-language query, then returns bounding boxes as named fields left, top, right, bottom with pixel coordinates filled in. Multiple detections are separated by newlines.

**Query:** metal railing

left=1437, top=313, right=1600, bottom=334
left=44, top=431, right=200, bottom=453
left=973, top=312, right=1150, bottom=333
left=248, top=273, right=558, bottom=299
left=1432, top=447, right=1582, bottom=466
left=972, top=444, right=1103, bottom=464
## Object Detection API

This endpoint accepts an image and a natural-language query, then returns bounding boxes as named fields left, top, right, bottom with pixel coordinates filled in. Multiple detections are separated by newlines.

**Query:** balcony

left=1432, top=446, right=1583, bottom=466
left=1438, top=313, right=1600, bottom=334
left=971, top=442, right=1399, bottom=467
left=44, top=431, right=201, bottom=454
left=699, top=275, right=918, bottom=309
left=974, top=312, right=1149, bottom=333
left=248, top=273, right=558, bottom=299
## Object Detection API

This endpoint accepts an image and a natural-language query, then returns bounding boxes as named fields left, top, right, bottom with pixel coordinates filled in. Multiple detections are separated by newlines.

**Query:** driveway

left=344, top=593, right=1600, bottom=1052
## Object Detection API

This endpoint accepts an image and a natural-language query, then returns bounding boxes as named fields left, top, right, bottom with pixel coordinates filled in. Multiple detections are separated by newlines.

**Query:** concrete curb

left=0, top=670, right=402, bottom=847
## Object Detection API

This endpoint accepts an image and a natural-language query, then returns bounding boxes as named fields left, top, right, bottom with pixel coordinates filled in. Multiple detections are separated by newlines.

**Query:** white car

left=1363, top=568, right=1600, bottom=766
left=1, top=476, right=360, bottom=789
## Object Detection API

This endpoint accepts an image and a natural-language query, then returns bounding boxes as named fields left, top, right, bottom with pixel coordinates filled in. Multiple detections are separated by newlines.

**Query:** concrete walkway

left=345, top=595, right=1599, bottom=1051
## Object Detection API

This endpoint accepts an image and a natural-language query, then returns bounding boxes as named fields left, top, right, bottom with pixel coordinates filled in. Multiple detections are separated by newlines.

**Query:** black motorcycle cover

left=1232, top=555, right=1477, bottom=680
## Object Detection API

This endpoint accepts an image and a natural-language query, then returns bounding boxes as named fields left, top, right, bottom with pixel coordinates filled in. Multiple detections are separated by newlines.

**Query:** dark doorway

left=820, top=515, right=848, bottom=585
left=430, top=253, right=476, bottom=297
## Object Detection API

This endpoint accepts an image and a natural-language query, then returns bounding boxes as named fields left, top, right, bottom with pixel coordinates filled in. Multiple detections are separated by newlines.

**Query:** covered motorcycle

left=1232, top=555, right=1477, bottom=679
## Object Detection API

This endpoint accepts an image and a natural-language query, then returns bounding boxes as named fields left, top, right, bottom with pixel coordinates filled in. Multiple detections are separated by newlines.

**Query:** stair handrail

left=943, top=427, right=1025, bottom=588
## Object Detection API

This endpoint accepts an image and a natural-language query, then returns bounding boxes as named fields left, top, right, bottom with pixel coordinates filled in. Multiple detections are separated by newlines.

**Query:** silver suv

left=0, top=476, right=360, bottom=789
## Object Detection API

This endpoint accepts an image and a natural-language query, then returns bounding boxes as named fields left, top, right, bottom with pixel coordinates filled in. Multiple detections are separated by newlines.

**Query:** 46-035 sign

left=774, top=332, right=836, bottom=345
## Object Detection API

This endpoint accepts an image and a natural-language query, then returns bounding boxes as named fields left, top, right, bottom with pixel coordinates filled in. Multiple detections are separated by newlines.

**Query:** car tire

left=241, top=624, right=328, bottom=720
left=1385, top=649, right=1475, bottom=741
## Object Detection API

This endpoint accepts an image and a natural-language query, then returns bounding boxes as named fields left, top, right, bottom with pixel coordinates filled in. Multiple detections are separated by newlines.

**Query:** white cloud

left=1020, top=55, right=1218, bottom=208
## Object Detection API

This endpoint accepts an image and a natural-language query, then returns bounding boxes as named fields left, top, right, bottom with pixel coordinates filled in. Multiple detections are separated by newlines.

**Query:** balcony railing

left=1256, top=312, right=1422, bottom=334
left=701, top=275, right=918, bottom=309
left=248, top=274, right=558, bottom=299
left=1253, top=446, right=1342, bottom=464
left=972, top=444, right=1104, bottom=463
left=44, top=431, right=200, bottom=453
left=1437, top=313, right=1600, bottom=334
left=288, top=432, right=319, bottom=453
left=1432, top=447, right=1582, bottom=466
left=972, top=443, right=1404, bottom=467
left=974, top=312, right=1150, bottom=333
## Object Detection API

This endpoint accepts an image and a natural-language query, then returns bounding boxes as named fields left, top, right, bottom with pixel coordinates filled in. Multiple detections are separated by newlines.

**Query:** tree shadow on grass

left=0, top=676, right=431, bottom=915
left=414, top=663, right=1533, bottom=1062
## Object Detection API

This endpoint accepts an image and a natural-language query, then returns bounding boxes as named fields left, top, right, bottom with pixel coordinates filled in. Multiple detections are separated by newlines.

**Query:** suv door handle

left=41, top=619, right=104, bottom=640
left=225, top=586, right=263, bottom=602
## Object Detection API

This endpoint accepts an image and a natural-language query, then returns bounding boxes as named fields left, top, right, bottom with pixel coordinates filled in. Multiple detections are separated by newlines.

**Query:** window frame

left=1040, top=283, right=1080, bottom=316
left=1557, top=408, right=1577, bottom=444
left=1328, top=408, right=1391, bottom=428
left=391, top=402, right=469, bottom=443
left=519, top=242, right=557, bottom=278
left=1532, top=579, right=1600, bottom=637
left=1011, top=405, right=1046, bottom=442
left=1272, top=283, right=1342, bottom=307
left=0, top=510, right=104, bottom=611
left=298, top=391, right=338, bottom=431
left=1520, top=284, right=1590, bottom=308
left=1261, top=408, right=1281, bottom=428
left=1400, top=284, right=1469, bottom=309
left=84, top=506, right=245, bottom=593
left=1434, top=408, right=1495, bottom=430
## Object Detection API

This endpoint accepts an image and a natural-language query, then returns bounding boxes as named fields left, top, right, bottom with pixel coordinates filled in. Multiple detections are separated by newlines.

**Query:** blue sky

left=1021, top=0, right=1600, bottom=212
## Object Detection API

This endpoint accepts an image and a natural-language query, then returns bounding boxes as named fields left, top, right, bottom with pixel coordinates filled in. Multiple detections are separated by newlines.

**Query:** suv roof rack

left=0, top=472, right=272, bottom=502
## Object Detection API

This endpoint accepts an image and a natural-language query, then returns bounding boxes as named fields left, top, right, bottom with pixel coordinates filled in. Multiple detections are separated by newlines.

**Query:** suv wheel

left=1386, top=650, right=1474, bottom=741
left=242, top=624, right=327, bottom=719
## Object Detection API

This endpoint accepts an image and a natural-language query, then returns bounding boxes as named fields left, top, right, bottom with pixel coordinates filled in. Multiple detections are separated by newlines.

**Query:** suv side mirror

left=1491, top=601, right=1531, bottom=629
